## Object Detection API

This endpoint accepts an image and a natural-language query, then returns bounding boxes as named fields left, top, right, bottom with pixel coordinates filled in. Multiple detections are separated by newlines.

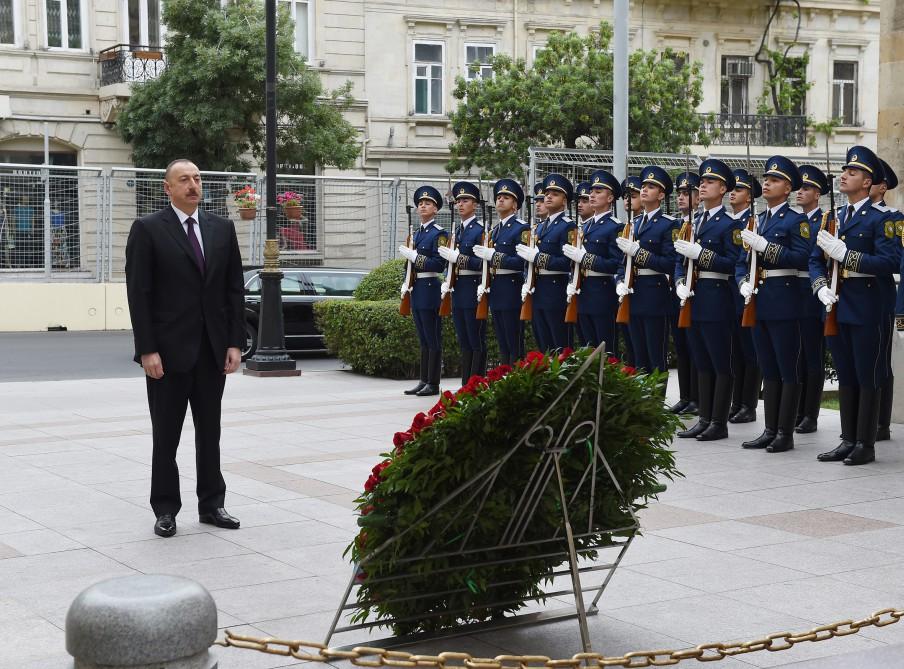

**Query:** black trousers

left=146, top=336, right=227, bottom=517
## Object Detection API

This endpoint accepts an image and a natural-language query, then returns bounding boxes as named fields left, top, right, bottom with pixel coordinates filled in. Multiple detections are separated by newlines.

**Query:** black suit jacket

left=125, top=206, right=245, bottom=373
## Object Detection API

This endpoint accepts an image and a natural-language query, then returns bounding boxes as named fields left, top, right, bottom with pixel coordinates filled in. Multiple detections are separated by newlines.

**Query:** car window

left=245, top=274, right=261, bottom=293
left=281, top=272, right=313, bottom=295
left=305, top=272, right=363, bottom=296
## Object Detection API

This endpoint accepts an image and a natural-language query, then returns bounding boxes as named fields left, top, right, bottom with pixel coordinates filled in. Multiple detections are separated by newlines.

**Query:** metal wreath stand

left=325, top=344, right=641, bottom=653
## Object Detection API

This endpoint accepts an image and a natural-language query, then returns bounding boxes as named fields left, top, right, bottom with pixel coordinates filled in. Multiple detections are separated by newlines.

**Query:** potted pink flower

left=232, top=185, right=259, bottom=220
left=277, top=191, right=304, bottom=220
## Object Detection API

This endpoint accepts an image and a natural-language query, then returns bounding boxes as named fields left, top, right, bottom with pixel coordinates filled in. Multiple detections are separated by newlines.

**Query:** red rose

left=486, top=364, right=512, bottom=383
left=621, top=366, right=637, bottom=376
left=354, top=567, right=368, bottom=583
left=364, top=474, right=379, bottom=492
left=411, top=412, right=433, bottom=433
left=356, top=531, right=368, bottom=550
left=519, top=351, right=547, bottom=369
left=607, top=356, right=620, bottom=365
left=557, top=347, right=574, bottom=362
left=372, top=459, right=391, bottom=477
left=360, top=504, right=375, bottom=516
left=393, top=431, right=413, bottom=447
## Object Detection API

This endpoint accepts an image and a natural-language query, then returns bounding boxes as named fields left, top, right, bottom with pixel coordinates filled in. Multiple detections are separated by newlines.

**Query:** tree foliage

left=117, top=0, right=360, bottom=171
left=447, top=22, right=707, bottom=179
left=756, top=49, right=812, bottom=116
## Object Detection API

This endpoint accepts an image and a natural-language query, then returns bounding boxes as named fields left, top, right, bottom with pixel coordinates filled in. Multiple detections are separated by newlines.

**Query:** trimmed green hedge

left=353, top=259, right=406, bottom=301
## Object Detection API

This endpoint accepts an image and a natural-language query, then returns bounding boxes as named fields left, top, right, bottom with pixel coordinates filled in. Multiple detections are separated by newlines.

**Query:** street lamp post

left=244, top=0, right=300, bottom=377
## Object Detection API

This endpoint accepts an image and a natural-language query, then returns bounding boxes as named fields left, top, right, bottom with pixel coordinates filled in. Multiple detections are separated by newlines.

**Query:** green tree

left=755, top=49, right=812, bottom=116
left=447, top=22, right=707, bottom=179
left=117, top=0, right=360, bottom=171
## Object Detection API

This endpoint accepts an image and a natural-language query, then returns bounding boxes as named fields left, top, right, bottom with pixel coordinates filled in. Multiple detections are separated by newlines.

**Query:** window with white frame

left=465, top=43, right=494, bottom=81
left=124, top=0, right=160, bottom=46
left=0, top=0, right=18, bottom=45
left=532, top=43, right=547, bottom=64
left=832, top=60, right=858, bottom=126
left=720, top=55, right=752, bottom=115
left=414, top=41, right=443, bottom=115
left=279, top=0, right=312, bottom=60
left=46, top=0, right=85, bottom=49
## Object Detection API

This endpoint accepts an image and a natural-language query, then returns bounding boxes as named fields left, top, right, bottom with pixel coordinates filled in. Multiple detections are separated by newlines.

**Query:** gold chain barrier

left=216, top=607, right=904, bottom=668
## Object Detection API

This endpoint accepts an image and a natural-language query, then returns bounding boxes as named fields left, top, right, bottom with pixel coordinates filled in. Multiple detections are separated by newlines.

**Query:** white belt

left=844, top=271, right=876, bottom=278
left=457, top=270, right=480, bottom=276
left=585, top=271, right=615, bottom=277
left=797, top=271, right=809, bottom=279
left=538, top=270, right=568, bottom=275
left=760, top=269, right=797, bottom=278
left=636, top=269, right=665, bottom=276
left=416, top=272, right=439, bottom=278
left=697, top=272, right=729, bottom=280
left=494, top=269, right=519, bottom=275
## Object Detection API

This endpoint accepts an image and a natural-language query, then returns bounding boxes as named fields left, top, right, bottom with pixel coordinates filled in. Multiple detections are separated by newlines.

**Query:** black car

left=242, top=267, right=366, bottom=359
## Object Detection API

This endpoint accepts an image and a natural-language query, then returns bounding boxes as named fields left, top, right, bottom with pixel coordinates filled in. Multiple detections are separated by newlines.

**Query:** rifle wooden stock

left=677, top=218, right=694, bottom=329
left=740, top=213, right=757, bottom=328
left=399, top=232, right=414, bottom=316
left=615, top=221, right=634, bottom=325
left=520, top=221, right=537, bottom=322
left=476, top=231, right=492, bottom=320
left=823, top=210, right=840, bottom=337
left=520, top=293, right=533, bottom=321
left=564, top=222, right=584, bottom=324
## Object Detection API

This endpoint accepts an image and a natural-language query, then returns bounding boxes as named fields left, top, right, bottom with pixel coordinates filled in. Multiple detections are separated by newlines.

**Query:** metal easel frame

left=325, top=343, right=639, bottom=653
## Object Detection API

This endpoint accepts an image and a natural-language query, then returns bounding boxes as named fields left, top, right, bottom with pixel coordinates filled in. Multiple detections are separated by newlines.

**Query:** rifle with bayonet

left=823, top=139, right=840, bottom=337
left=677, top=149, right=696, bottom=329
left=741, top=135, right=759, bottom=328
left=399, top=204, right=415, bottom=317
left=439, top=180, right=456, bottom=318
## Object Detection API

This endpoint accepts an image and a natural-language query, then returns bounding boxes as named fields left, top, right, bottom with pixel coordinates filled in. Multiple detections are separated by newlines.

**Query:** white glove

left=516, top=244, right=539, bottom=263
left=562, top=244, right=586, bottom=263
left=674, top=239, right=702, bottom=260
left=521, top=283, right=532, bottom=302
left=398, top=246, right=418, bottom=262
left=616, top=237, right=640, bottom=257
left=566, top=282, right=578, bottom=299
left=473, top=245, right=495, bottom=261
left=615, top=281, right=632, bottom=297
left=400, top=284, right=409, bottom=301
left=676, top=281, right=692, bottom=301
left=817, top=286, right=838, bottom=307
left=438, top=246, right=459, bottom=263
left=739, top=281, right=754, bottom=299
left=440, top=281, right=450, bottom=296
left=477, top=285, right=486, bottom=302
left=817, top=229, right=848, bottom=262
left=740, top=229, right=768, bottom=253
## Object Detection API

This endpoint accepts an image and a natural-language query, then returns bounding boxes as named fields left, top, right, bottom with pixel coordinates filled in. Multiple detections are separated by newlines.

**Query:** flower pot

left=238, top=208, right=257, bottom=220
left=283, top=205, right=302, bottom=220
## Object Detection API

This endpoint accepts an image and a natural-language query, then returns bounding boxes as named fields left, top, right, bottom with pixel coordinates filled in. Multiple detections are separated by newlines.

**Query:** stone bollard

left=66, top=574, right=219, bottom=669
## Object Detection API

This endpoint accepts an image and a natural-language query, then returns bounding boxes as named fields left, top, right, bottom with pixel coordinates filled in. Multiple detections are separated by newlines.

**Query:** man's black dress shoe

left=817, top=441, right=855, bottom=462
left=415, top=384, right=440, bottom=397
left=668, top=399, right=689, bottom=414
left=154, top=514, right=176, bottom=538
left=199, top=508, right=240, bottom=529
left=844, top=443, right=876, bottom=466
left=729, top=406, right=756, bottom=423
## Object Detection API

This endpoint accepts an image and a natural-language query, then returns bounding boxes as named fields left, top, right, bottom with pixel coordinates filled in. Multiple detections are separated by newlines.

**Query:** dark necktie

left=696, top=211, right=709, bottom=239
left=639, top=214, right=648, bottom=234
left=185, top=217, right=205, bottom=273
left=846, top=204, right=855, bottom=225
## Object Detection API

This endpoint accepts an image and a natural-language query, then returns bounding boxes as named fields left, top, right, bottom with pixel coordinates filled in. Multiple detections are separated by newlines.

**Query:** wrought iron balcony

left=98, top=44, right=166, bottom=87
left=697, top=113, right=808, bottom=148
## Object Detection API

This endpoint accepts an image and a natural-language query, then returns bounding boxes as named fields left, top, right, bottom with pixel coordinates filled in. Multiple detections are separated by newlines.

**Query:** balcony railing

left=98, top=44, right=166, bottom=86
left=697, top=113, right=808, bottom=148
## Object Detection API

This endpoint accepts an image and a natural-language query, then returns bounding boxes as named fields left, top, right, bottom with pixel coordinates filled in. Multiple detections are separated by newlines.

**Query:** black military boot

left=669, top=356, right=692, bottom=414
left=405, top=348, right=429, bottom=395
left=876, top=375, right=893, bottom=441
left=767, top=383, right=802, bottom=453
left=818, top=386, right=858, bottom=462
left=416, top=350, right=441, bottom=396
left=795, top=372, right=823, bottom=434
left=729, top=371, right=744, bottom=422
left=698, top=374, right=732, bottom=441
left=743, top=378, right=780, bottom=448
left=845, top=386, right=881, bottom=466
left=678, top=372, right=712, bottom=438
left=460, top=350, right=474, bottom=388
left=472, top=350, right=487, bottom=379
left=730, top=365, right=760, bottom=423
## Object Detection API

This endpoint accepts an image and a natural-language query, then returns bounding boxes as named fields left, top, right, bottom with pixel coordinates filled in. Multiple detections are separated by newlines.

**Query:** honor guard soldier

left=674, top=160, right=743, bottom=441
left=616, top=166, right=679, bottom=375
left=794, top=165, right=830, bottom=433
left=873, top=158, right=902, bottom=442
left=670, top=171, right=701, bottom=415
left=728, top=169, right=763, bottom=423
left=517, top=173, right=578, bottom=351
left=737, top=156, right=809, bottom=453
left=619, top=175, right=643, bottom=365
left=473, top=180, right=530, bottom=366
left=439, top=181, right=488, bottom=386
left=533, top=182, right=548, bottom=222
left=399, top=186, right=447, bottom=397
left=812, top=146, right=898, bottom=465
left=563, top=170, right=624, bottom=353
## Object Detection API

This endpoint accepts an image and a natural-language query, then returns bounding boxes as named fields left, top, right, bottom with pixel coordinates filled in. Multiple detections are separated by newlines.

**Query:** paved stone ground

left=1, top=367, right=904, bottom=668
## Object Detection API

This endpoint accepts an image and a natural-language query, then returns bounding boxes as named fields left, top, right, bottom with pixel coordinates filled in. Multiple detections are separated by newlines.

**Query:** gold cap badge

left=771, top=163, right=778, bottom=171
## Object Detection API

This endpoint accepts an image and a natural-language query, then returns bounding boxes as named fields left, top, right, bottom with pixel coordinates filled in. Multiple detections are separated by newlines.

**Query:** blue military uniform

left=876, top=158, right=902, bottom=442
left=616, top=166, right=679, bottom=373
left=617, top=176, right=643, bottom=366
left=405, top=186, right=448, bottom=396
left=736, top=156, right=809, bottom=453
left=526, top=173, right=577, bottom=351
left=486, top=179, right=529, bottom=365
left=675, top=160, right=743, bottom=441
left=575, top=170, right=623, bottom=353
left=728, top=169, right=763, bottom=424
left=811, top=146, right=898, bottom=465
left=793, top=165, right=830, bottom=434
left=446, top=181, right=487, bottom=385
left=669, top=171, right=701, bottom=416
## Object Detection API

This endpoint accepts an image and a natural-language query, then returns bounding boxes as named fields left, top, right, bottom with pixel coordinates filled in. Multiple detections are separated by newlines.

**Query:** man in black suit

left=126, top=159, right=245, bottom=538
